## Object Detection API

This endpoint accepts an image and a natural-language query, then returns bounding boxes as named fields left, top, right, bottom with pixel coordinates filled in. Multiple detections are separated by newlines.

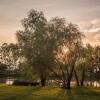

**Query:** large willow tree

left=16, top=9, right=83, bottom=88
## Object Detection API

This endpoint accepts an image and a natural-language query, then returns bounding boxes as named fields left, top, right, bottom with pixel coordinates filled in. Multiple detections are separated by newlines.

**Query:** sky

left=0, top=0, right=100, bottom=45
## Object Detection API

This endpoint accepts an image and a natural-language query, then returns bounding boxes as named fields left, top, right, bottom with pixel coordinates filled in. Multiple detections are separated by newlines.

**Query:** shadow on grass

left=1, top=86, right=43, bottom=100
left=55, top=88, right=74, bottom=100
left=55, top=87, right=100, bottom=100
left=71, top=87, right=100, bottom=100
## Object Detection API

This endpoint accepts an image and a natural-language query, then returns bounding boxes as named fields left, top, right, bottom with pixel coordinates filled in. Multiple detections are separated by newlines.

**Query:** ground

left=0, top=84, right=100, bottom=100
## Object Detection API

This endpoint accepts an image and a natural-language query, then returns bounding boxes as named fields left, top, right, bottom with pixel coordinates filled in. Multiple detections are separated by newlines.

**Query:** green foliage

left=18, top=62, right=38, bottom=81
left=0, top=43, right=19, bottom=69
left=0, top=63, right=7, bottom=73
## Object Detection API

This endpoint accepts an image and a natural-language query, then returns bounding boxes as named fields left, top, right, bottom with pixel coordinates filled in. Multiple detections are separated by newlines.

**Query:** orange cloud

left=0, top=33, right=16, bottom=45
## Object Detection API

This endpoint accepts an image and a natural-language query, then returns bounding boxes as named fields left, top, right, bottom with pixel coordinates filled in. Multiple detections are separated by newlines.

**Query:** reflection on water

left=6, top=79, right=15, bottom=85
left=84, top=81, right=100, bottom=87
left=0, top=77, right=16, bottom=85
left=0, top=77, right=100, bottom=87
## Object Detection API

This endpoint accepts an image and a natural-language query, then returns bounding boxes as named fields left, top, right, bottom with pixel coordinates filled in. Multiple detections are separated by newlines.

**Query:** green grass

left=0, top=84, right=100, bottom=100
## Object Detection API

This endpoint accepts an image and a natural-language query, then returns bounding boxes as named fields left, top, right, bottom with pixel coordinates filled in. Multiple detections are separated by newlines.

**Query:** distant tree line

left=0, top=9, right=100, bottom=89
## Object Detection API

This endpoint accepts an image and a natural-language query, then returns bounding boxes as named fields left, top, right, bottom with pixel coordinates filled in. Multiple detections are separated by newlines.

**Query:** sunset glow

left=0, top=0, right=100, bottom=45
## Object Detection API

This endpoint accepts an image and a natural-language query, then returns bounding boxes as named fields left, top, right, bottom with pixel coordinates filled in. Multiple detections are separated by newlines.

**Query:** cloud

left=79, top=19, right=100, bottom=32
left=79, top=21, right=93, bottom=31
left=91, top=19, right=100, bottom=29
left=78, top=19, right=100, bottom=46
left=83, top=31, right=100, bottom=46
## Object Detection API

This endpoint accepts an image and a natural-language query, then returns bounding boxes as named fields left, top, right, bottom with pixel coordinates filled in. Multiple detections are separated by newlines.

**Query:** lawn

left=0, top=84, right=100, bottom=100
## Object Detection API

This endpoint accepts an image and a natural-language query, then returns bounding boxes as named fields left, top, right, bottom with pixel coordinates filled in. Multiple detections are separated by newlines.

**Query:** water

left=84, top=81, right=100, bottom=87
left=6, top=79, right=15, bottom=85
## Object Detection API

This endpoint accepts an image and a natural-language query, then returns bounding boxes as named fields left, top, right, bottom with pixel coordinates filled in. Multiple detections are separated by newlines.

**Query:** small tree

left=0, top=43, right=19, bottom=75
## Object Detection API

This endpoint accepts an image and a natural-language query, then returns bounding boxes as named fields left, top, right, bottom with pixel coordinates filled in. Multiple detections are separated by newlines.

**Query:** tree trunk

left=60, top=66, right=68, bottom=89
left=66, top=81, right=71, bottom=89
left=66, top=65, right=75, bottom=89
left=90, top=70, right=92, bottom=86
left=40, top=73, right=46, bottom=87
left=81, top=69, right=85, bottom=86
left=62, top=81, right=67, bottom=89
left=74, top=70, right=80, bottom=86
left=41, top=78, right=46, bottom=86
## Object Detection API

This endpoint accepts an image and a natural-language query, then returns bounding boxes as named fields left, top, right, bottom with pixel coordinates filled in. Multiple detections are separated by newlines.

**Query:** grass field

left=0, top=84, right=100, bottom=100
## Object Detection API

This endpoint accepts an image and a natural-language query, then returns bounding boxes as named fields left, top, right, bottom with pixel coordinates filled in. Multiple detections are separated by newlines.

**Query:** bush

left=13, top=80, right=39, bottom=86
